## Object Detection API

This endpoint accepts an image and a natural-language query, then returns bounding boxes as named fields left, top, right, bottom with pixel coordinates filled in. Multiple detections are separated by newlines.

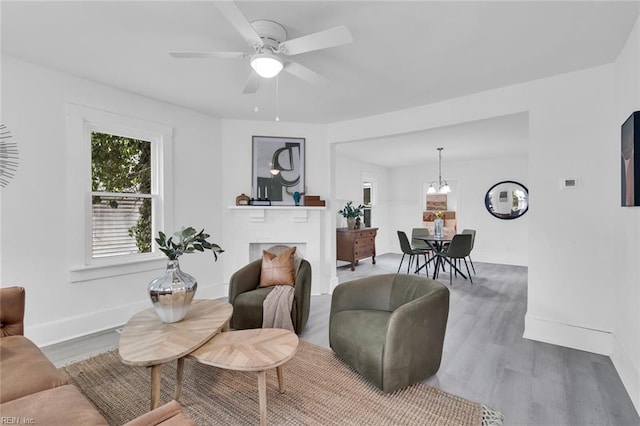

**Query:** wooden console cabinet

left=336, top=227, right=378, bottom=271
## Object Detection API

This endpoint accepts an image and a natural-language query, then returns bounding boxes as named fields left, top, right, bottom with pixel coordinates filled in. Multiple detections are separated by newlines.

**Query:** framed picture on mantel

left=252, top=136, right=305, bottom=205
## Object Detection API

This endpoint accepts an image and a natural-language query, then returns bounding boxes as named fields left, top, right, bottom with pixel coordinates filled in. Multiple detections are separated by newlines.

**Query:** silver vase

left=148, top=259, right=197, bottom=323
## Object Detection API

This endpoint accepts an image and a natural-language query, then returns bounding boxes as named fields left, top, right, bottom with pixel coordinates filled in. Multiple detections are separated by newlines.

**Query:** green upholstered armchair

left=228, top=253, right=312, bottom=334
left=329, top=274, right=449, bottom=393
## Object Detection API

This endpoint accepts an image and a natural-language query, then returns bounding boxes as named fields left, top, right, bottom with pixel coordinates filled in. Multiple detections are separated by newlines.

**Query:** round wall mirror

left=485, top=180, right=529, bottom=220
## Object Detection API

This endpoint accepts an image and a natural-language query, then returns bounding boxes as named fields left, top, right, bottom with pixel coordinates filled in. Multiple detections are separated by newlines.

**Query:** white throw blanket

left=262, top=285, right=295, bottom=332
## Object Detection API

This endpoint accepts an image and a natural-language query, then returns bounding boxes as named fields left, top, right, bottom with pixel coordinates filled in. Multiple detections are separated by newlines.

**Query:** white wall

left=219, top=119, right=334, bottom=293
left=1, top=56, right=224, bottom=346
left=387, top=155, right=528, bottom=266
left=612, top=15, right=640, bottom=414
left=329, top=56, right=640, bottom=411
left=334, top=154, right=392, bottom=254
left=329, top=64, right=618, bottom=351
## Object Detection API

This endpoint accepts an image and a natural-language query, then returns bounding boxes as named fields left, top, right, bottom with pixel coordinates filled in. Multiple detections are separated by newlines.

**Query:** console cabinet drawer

left=336, top=227, right=378, bottom=271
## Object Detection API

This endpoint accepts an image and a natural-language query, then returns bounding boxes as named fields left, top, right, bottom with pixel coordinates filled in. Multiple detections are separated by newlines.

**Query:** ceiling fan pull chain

left=275, top=76, right=280, bottom=122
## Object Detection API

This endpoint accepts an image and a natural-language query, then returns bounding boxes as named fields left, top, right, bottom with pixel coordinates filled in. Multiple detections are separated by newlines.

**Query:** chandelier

left=427, top=147, right=451, bottom=194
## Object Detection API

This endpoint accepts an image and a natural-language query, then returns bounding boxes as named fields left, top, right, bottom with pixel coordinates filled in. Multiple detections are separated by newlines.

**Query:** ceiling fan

left=169, top=1, right=353, bottom=94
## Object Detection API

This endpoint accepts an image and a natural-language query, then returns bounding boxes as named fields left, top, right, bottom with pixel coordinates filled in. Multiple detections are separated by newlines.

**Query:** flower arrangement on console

left=339, top=201, right=365, bottom=229
left=433, top=212, right=444, bottom=237
left=338, top=201, right=365, bottom=218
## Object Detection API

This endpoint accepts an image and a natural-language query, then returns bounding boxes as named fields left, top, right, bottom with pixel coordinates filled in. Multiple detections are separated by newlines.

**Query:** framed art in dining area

left=252, top=136, right=305, bottom=205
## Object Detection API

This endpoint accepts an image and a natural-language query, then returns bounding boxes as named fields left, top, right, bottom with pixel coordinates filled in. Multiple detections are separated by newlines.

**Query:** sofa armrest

left=228, top=259, right=262, bottom=306
left=123, top=400, right=195, bottom=426
left=0, top=286, right=25, bottom=337
left=292, top=260, right=312, bottom=333
left=384, top=285, right=449, bottom=380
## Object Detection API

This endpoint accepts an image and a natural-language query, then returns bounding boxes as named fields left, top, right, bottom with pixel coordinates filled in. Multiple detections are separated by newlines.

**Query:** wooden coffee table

left=189, top=328, right=299, bottom=426
left=119, top=299, right=233, bottom=410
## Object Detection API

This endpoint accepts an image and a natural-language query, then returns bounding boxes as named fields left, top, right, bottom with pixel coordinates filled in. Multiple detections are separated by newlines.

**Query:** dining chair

left=411, top=228, right=433, bottom=268
left=397, top=231, right=428, bottom=275
left=433, top=233, right=473, bottom=286
left=461, top=229, right=477, bottom=274
left=411, top=228, right=431, bottom=250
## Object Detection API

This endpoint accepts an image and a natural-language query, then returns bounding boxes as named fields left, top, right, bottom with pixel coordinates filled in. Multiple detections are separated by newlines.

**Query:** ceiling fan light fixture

left=250, top=51, right=283, bottom=78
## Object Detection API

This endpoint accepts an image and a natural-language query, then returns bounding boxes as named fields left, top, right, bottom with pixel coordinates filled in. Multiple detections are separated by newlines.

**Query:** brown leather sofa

left=0, top=286, right=195, bottom=426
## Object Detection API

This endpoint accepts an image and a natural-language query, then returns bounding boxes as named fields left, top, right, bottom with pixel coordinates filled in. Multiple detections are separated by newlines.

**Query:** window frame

left=66, top=104, right=173, bottom=282
left=362, top=175, right=376, bottom=228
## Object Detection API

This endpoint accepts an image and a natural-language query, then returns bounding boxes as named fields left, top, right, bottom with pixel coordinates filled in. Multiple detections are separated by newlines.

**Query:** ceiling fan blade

left=283, top=61, right=330, bottom=87
left=279, top=26, right=352, bottom=56
left=215, top=1, right=263, bottom=48
left=242, top=71, right=260, bottom=94
left=169, top=51, right=248, bottom=59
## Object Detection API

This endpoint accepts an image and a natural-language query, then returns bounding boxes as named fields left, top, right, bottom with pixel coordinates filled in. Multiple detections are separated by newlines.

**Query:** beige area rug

left=61, top=340, right=503, bottom=426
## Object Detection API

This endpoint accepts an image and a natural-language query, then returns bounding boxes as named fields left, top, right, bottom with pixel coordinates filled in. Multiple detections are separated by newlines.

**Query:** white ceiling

left=2, top=1, right=639, bottom=165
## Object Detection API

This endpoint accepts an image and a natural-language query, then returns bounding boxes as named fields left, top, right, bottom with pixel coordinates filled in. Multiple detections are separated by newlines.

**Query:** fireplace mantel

left=224, top=205, right=330, bottom=294
left=228, top=206, right=326, bottom=210
left=228, top=205, right=326, bottom=223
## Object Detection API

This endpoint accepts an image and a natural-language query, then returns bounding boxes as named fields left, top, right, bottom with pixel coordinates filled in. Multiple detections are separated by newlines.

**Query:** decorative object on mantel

left=339, top=201, right=365, bottom=230
left=285, top=186, right=305, bottom=205
left=148, top=227, right=223, bottom=323
left=235, top=193, right=251, bottom=206
left=249, top=198, right=272, bottom=206
left=303, top=195, right=326, bottom=207
left=252, top=136, right=305, bottom=205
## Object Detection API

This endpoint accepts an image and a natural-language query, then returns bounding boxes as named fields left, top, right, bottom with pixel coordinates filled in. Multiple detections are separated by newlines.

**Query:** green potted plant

left=339, top=201, right=365, bottom=230
left=148, top=227, right=223, bottom=323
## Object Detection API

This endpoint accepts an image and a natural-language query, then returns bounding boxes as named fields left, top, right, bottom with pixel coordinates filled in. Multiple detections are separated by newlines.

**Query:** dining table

left=414, top=231, right=468, bottom=281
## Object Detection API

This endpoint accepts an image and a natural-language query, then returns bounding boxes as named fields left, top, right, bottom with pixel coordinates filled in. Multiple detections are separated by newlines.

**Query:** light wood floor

left=43, top=254, right=639, bottom=425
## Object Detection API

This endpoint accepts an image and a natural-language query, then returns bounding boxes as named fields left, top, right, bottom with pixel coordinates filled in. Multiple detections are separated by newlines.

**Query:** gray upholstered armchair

left=329, top=273, right=449, bottom=393
left=228, top=248, right=312, bottom=334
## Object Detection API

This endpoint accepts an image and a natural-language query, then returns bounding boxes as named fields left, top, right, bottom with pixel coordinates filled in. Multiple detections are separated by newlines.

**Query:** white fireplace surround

left=224, top=206, right=330, bottom=294
left=249, top=242, right=307, bottom=261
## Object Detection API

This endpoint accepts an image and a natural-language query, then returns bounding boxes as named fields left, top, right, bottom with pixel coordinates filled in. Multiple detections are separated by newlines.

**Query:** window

left=363, top=179, right=374, bottom=227
left=66, top=104, right=173, bottom=282
left=91, top=132, right=152, bottom=258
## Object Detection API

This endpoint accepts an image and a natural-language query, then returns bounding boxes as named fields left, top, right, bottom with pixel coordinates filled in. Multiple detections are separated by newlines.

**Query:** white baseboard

left=523, top=315, right=613, bottom=355
left=28, top=282, right=228, bottom=347
left=611, top=335, right=640, bottom=415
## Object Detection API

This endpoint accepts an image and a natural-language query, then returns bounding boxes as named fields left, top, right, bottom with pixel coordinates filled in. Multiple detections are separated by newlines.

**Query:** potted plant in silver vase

left=339, top=201, right=365, bottom=230
left=148, top=227, right=223, bottom=323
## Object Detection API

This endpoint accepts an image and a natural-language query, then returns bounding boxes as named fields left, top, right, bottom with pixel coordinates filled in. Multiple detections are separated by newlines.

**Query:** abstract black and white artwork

left=252, top=136, right=305, bottom=205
